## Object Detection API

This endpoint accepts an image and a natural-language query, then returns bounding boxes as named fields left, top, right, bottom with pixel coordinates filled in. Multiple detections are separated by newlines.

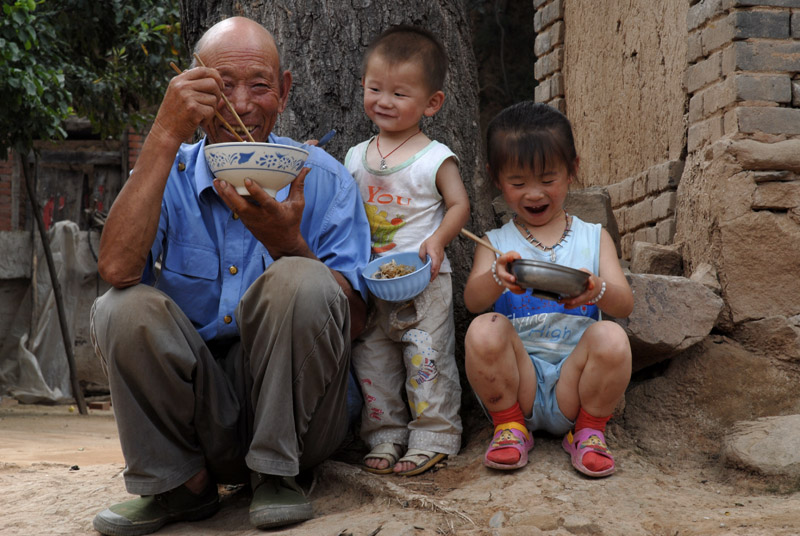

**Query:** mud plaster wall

left=534, top=0, right=690, bottom=259
left=563, top=1, right=689, bottom=186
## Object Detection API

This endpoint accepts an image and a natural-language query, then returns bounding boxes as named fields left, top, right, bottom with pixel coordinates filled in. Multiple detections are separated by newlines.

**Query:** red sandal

left=562, top=428, right=616, bottom=477
left=483, top=422, right=534, bottom=470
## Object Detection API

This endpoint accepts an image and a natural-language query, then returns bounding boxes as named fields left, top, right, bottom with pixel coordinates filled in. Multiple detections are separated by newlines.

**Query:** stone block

left=688, top=0, right=726, bottom=32
left=734, top=316, right=800, bottom=361
left=734, top=73, right=792, bottom=103
left=615, top=273, right=724, bottom=370
left=687, top=31, right=704, bottom=64
left=752, top=180, right=800, bottom=209
left=533, top=0, right=549, bottom=9
left=728, top=138, right=800, bottom=172
left=689, top=93, right=705, bottom=123
left=535, top=79, right=551, bottom=102
left=534, top=21, right=563, bottom=57
left=613, top=206, right=628, bottom=233
left=534, top=0, right=563, bottom=32
left=702, top=78, right=736, bottom=115
left=632, top=172, right=647, bottom=201
left=724, top=41, right=800, bottom=73
left=690, top=262, right=721, bottom=293
left=733, top=106, right=800, bottom=136
left=656, top=218, right=677, bottom=245
left=534, top=46, right=563, bottom=80
left=723, top=0, right=800, bottom=7
left=733, top=10, right=791, bottom=39
left=688, top=115, right=724, bottom=152
left=701, top=14, right=736, bottom=55
left=652, top=191, right=677, bottom=220
left=687, top=51, right=722, bottom=93
left=723, top=415, right=800, bottom=479
left=793, top=78, right=800, bottom=106
left=564, top=186, right=622, bottom=256
left=793, top=12, right=800, bottom=38
left=549, top=97, right=566, bottom=113
left=621, top=233, right=635, bottom=260
left=607, top=176, right=634, bottom=207
left=630, top=241, right=683, bottom=275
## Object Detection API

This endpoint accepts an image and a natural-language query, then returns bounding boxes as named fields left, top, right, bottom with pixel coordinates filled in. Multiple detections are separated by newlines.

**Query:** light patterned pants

left=90, top=257, right=352, bottom=495
left=352, top=274, right=462, bottom=455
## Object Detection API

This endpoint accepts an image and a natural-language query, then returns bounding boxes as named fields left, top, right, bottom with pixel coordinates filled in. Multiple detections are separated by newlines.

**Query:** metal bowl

left=510, top=259, right=590, bottom=301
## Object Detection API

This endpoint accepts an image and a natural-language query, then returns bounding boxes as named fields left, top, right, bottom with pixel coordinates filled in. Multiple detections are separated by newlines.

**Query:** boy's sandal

left=363, top=442, right=404, bottom=475
left=562, top=427, right=616, bottom=478
left=483, top=422, right=534, bottom=470
left=394, top=448, right=447, bottom=477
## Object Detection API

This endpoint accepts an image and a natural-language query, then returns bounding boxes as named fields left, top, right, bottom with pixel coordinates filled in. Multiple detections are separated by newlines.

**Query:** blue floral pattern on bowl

left=203, top=142, right=309, bottom=197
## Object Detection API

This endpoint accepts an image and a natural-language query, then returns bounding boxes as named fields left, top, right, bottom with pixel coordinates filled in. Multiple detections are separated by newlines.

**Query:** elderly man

left=90, top=16, right=370, bottom=535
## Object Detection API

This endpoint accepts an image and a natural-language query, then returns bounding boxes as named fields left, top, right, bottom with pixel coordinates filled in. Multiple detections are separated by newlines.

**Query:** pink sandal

left=562, top=428, right=616, bottom=477
left=483, top=422, right=534, bottom=470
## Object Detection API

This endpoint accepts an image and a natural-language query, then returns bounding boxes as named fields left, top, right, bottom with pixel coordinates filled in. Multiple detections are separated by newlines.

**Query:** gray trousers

left=352, top=274, right=462, bottom=455
left=90, top=257, right=351, bottom=495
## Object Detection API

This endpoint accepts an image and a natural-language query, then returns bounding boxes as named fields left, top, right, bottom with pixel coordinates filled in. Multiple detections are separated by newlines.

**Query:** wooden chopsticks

left=460, top=228, right=504, bottom=256
left=168, top=62, right=244, bottom=142
left=193, top=53, right=256, bottom=142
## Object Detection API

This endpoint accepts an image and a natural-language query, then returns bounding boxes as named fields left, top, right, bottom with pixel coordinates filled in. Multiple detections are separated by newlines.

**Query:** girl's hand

left=559, top=269, right=602, bottom=309
left=495, top=251, right=525, bottom=294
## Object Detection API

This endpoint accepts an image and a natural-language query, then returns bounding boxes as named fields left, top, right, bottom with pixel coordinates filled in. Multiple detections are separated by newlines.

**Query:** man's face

left=198, top=27, right=291, bottom=144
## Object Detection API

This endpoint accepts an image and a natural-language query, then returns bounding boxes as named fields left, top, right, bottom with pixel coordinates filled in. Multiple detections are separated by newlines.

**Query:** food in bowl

left=203, top=142, right=309, bottom=197
left=373, top=259, right=416, bottom=279
left=362, top=252, right=431, bottom=302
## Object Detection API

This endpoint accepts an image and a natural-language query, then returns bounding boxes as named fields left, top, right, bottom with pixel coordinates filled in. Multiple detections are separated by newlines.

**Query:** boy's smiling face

left=362, top=54, right=443, bottom=137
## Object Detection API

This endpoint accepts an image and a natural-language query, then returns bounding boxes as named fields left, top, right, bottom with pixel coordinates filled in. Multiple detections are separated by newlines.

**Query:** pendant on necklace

left=379, top=159, right=387, bottom=171
left=549, top=250, right=557, bottom=262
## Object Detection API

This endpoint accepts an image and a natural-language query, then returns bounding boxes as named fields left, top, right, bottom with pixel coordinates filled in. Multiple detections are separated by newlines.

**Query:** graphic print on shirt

left=402, top=329, right=438, bottom=418
left=365, top=204, right=406, bottom=254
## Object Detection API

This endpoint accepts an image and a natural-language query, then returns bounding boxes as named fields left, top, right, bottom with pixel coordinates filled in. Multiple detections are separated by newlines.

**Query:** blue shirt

left=142, top=134, right=371, bottom=342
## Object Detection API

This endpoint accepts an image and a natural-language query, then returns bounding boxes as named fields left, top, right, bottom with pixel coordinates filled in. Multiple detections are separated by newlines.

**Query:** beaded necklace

left=514, top=211, right=572, bottom=262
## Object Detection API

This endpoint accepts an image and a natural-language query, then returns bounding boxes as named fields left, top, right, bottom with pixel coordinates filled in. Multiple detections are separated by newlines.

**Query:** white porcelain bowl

left=204, top=142, right=309, bottom=197
left=363, top=252, right=432, bottom=303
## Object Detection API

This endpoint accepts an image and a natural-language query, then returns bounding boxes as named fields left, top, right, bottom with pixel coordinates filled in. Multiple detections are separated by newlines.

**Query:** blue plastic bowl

left=363, top=252, right=432, bottom=302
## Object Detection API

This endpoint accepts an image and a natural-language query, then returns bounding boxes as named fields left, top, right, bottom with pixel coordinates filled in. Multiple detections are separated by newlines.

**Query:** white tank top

left=345, top=138, right=458, bottom=272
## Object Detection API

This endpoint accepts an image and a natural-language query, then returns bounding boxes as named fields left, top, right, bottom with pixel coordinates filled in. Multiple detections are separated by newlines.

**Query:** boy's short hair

left=362, top=25, right=448, bottom=93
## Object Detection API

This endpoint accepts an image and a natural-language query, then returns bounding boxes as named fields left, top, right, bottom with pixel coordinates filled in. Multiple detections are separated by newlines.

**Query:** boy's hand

left=419, top=239, right=444, bottom=281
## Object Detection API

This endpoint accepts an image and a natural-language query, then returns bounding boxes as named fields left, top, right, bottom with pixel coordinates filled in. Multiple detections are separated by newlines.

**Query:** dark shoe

left=92, top=482, right=219, bottom=536
left=249, top=473, right=313, bottom=529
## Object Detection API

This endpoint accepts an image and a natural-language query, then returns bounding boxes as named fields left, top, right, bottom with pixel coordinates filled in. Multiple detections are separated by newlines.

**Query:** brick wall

left=533, top=0, right=800, bottom=260
left=687, top=0, right=800, bottom=149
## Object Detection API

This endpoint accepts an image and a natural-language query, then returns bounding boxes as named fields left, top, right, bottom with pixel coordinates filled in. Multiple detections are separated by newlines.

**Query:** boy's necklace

left=376, top=129, right=421, bottom=170
left=514, top=211, right=572, bottom=262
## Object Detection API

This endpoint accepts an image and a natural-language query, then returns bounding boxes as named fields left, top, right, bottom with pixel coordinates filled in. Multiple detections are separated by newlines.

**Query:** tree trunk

left=179, top=0, right=497, bottom=366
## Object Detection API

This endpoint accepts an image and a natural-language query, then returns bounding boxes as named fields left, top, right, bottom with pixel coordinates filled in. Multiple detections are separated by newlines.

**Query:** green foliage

left=0, top=0, right=186, bottom=160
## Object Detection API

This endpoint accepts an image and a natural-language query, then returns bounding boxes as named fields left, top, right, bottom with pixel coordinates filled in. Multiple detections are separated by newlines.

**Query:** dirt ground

left=2, top=396, right=800, bottom=536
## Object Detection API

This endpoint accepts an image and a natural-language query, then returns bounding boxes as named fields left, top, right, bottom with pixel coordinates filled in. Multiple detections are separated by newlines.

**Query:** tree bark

left=179, top=0, right=497, bottom=364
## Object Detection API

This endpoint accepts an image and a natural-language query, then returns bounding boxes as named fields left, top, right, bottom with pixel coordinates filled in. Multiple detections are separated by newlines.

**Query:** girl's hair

left=362, top=25, right=448, bottom=94
left=485, top=101, right=578, bottom=182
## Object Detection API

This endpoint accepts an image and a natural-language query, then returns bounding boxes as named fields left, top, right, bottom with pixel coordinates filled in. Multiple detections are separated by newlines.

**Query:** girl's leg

left=555, top=320, right=631, bottom=420
left=556, top=320, right=631, bottom=476
left=465, top=313, right=537, bottom=468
